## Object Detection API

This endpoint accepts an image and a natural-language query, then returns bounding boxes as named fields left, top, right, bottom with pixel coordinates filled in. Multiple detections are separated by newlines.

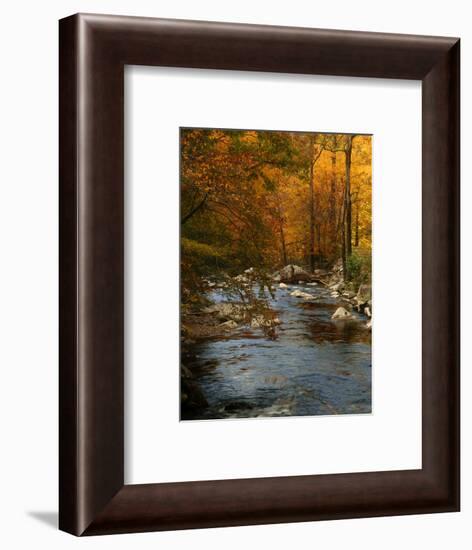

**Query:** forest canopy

left=181, top=127, right=372, bottom=307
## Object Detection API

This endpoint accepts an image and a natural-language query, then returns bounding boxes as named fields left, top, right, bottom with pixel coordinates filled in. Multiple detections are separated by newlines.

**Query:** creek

left=182, top=283, right=371, bottom=419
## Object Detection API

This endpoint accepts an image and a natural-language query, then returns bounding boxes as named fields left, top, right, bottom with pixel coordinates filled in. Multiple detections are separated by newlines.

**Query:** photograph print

left=180, top=127, right=372, bottom=421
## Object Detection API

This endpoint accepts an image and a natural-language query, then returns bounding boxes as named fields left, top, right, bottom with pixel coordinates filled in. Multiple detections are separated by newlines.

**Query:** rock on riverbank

left=273, top=264, right=313, bottom=283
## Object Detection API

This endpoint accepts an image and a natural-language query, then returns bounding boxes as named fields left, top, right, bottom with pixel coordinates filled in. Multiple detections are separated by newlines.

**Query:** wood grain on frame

left=59, top=13, right=460, bottom=536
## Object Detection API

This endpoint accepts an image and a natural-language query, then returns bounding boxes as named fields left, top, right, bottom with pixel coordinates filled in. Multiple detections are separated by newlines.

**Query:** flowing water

left=182, top=284, right=371, bottom=420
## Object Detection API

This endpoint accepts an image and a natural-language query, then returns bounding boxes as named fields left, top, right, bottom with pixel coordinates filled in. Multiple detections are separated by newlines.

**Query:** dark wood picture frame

left=59, top=13, right=460, bottom=536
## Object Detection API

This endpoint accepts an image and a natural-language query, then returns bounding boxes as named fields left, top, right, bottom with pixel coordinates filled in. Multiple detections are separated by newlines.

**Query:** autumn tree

left=180, top=128, right=372, bottom=306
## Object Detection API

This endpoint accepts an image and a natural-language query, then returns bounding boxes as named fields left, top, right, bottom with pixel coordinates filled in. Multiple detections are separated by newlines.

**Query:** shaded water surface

left=182, top=284, right=371, bottom=420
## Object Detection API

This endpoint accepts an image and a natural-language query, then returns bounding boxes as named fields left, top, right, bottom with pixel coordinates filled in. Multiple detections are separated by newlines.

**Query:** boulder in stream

left=276, top=264, right=313, bottom=283
left=329, top=282, right=343, bottom=292
left=290, top=289, right=316, bottom=300
left=219, top=320, right=238, bottom=329
left=331, top=306, right=354, bottom=320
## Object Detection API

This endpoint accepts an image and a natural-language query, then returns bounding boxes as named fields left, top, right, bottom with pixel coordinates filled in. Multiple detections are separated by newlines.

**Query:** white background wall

left=0, top=1, right=468, bottom=548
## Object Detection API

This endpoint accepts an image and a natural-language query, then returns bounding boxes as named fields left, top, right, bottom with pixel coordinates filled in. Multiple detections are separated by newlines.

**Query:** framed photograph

left=59, top=13, right=460, bottom=536
left=179, top=127, right=373, bottom=421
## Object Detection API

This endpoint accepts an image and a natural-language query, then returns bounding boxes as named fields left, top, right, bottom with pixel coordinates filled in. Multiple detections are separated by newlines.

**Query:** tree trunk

left=279, top=220, right=288, bottom=266
left=181, top=192, right=209, bottom=225
left=341, top=180, right=348, bottom=281
left=345, top=137, right=353, bottom=259
left=309, top=135, right=316, bottom=272
left=354, top=203, right=359, bottom=247
left=330, top=151, right=337, bottom=252
left=275, top=194, right=288, bottom=266
left=341, top=228, right=347, bottom=281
